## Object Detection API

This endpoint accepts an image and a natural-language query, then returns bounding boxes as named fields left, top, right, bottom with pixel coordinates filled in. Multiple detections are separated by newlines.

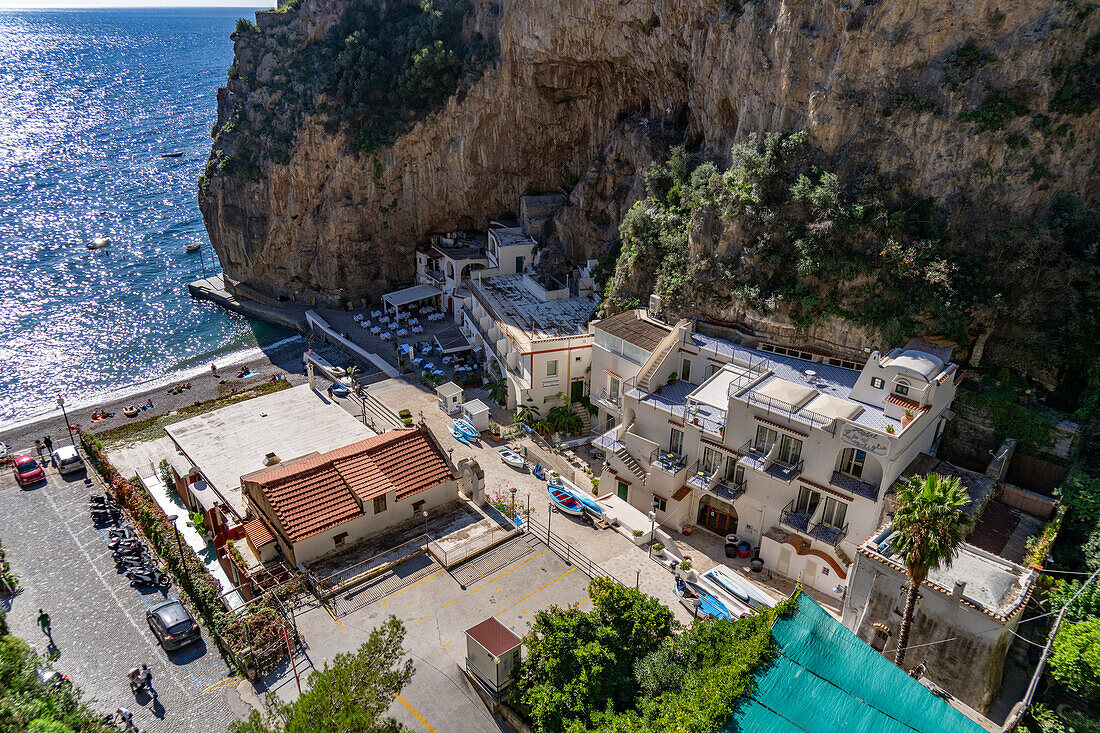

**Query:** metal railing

left=431, top=524, right=520, bottom=569
left=687, top=461, right=746, bottom=503
left=829, top=471, right=880, bottom=501
left=526, top=516, right=623, bottom=586
left=684, top=403, right=725, bottom=436
left=779, top=499, right=813, bottom=534
left=650, top=447, right=687, bottom=474
left=309, top=533, right=432, bottom=598
left=742, top=391, right=836, bottom=433
left=736, top=441, right=803, bottom=482
left=594, top=388, right=622, bottom=410
left=809, top=520, right=849, bottom=547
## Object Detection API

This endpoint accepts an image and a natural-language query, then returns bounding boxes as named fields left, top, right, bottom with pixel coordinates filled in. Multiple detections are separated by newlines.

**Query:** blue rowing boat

left=547, top=484, right=584, bottom=516
left=449, top=424, right=470, bottom=445
left=675, top=577, right=733, bottom=619
left=551, top=479, right=603, bottom=518
left=454, top=418, right=478, bottom=440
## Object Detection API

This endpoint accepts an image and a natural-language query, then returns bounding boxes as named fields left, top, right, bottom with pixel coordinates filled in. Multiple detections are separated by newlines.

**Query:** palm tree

left=514, top=404, right=541, bottom=427
left=891, top=472, right=972, bottom=668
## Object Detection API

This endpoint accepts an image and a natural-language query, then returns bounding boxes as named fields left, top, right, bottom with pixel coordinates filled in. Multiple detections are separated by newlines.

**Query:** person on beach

left=34, top=440, right=44, bottom=459
left=210, top=363, right=217, bottom=377
left=43, top=435, right=53, bottom=462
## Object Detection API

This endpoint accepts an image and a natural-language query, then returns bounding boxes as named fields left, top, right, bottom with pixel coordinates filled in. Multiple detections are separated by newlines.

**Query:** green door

left=571, top=379, right=585, bottom=402
left=617, top=481, right=629, bottom=501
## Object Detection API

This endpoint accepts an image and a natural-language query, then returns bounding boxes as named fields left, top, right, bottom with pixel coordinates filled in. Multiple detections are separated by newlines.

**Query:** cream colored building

left=593, top=309, right=960, bottom=595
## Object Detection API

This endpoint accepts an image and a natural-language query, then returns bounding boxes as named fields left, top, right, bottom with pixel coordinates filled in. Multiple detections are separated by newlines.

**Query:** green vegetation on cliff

left=605, top=132, right=1100, bottom=402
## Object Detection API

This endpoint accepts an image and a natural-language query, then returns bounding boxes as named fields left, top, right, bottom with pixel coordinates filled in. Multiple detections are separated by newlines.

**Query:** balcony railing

left=736, top=441, right=803, bottom=483
left=738, top=390, right=836, bottom=434
left=687, top=461, right=746, bottom=503
left=421, top=269, right=444, bottom=285
left=779, top=499, right=813, bottom=534
left=593, top=388, right=622, bottom=411
left=809, top=520, right=849, bottom=547
left=650, top=447, right=687, bottom=474
left=829, top=471, right=880, bottom=501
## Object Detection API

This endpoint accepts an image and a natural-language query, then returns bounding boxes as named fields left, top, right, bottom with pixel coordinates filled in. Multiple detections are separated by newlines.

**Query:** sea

left=0, top=7, right=293, bottom=432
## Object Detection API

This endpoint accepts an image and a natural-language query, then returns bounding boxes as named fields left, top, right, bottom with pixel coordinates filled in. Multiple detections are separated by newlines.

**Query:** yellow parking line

left=514, top=567, right=576, bottom=606
left=569, top=596, right=591, bottom=610
left=201, top=675, right=240, bottom=694
left=488, top=548, right=549, bottom=582
left=441, top=640, right=452, bottom=648
left=465, top=585, right=482, bottom=595
left=441, top=598, right=459, bottom=610
left=382, top=570, right=443, bottom=606
left=493, top=607, right=509, bottom=617
left=323, top=601, right=346, bottom=631
left=395, top=694, right=437, bottom=732
left=416, top=616, right=428, bottom=623
left=520, top=608, right=528, bottom=615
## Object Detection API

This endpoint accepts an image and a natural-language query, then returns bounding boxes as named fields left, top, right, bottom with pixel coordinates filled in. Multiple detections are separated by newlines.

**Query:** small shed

left=462, top=399, right=490, bottom=432
left=436, top=381, right=463, bottom=414
left=465, top=617, right=522, bottom=696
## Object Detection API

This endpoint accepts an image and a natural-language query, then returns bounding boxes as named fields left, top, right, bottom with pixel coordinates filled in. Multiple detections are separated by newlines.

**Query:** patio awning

left=382, top=284, right=441, bottom=308
left=435, top=326, right=475, bottom=354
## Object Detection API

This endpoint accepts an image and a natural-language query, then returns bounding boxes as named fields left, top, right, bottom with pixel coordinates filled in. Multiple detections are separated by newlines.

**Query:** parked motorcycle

left=127, top=567, right=170, bottom=589
left=91, top=506, right=121, bottom=523
left=108, top=536, right=143, bottom=552
left=106, top=526, right=136, bottom=541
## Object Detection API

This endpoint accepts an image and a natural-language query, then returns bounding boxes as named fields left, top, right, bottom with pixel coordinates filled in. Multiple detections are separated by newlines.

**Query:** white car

left=53, top=445, right=85, bottom=475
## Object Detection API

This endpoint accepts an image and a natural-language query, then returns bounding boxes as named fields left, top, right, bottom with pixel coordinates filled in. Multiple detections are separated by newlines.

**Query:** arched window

left=894, top=379, right=910, bottom=396
left=446, top=262, right=455, bottom=280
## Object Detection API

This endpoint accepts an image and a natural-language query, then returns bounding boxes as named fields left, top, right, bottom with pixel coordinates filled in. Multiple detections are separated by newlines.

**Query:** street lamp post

left=422, top=509, right=429, bottom=537
left=510, top=487, right=517, bottom=525
left=165, top=514, right=188, bottom=590
left=547, top=500, right=552, bottom=541
left=56, top=396, right=76, bottom=448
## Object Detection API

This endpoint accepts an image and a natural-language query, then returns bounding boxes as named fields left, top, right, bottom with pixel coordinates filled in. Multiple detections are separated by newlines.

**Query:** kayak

left=449, top=424, right=470, bottom=445
left=703, top=566, right=777, bottom=610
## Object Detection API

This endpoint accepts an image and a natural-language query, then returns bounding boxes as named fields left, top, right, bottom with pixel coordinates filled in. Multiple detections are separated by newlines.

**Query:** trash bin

left=750, top=558, right=764, bottom=573
left=737, top=541, right=751, bottom=558
left=724, top=543, right=739, bottom=559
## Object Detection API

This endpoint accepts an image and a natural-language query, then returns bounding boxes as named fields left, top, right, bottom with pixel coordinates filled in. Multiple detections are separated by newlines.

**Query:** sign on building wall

left=839, top=425, right=891, bottom=457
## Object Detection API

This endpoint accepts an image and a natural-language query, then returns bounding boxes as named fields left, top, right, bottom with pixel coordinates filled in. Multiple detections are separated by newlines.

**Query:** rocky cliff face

left=201, top=0, right=1098, bottom=311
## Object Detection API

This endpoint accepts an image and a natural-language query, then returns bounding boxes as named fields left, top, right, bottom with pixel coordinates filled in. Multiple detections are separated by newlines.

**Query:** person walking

left=114, top=707, right=134, bottom=731
left=37, top=609, right=51, bottom=637
left=34, top=439, right=44, bottom=460
left=138, top=664, right=155, bottom=698
left=43, top=435, right=53, bottom=464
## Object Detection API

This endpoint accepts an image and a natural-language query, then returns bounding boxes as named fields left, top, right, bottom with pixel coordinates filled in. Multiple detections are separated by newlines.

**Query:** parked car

left=52, top=445, right=84, bottom=476
left=146, top=599, right=201, bottom=650
left=12, top=455, right=45, bottom=487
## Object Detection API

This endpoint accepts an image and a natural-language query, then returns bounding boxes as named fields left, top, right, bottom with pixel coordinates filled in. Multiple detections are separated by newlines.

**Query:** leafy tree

left=513, top=578, right=674, bottom=732
left=0, top=635, right=110, bottom=732
left=890, top=473, right=972, bottom=668
left=514, top=404, right=541, bottom=428
left=230, top=617, right=415, bottom=733
left=1053, top=469, right=1100, bottom=571
left=1047, top=574, right=1100, bottom=622
left=1020, top=704, right=1100, bottom=733
left=1049, top=617, right=1100, bottom=699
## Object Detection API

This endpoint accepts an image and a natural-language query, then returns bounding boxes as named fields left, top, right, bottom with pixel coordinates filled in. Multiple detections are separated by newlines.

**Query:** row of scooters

left=90, top=494, right=171, bottom=590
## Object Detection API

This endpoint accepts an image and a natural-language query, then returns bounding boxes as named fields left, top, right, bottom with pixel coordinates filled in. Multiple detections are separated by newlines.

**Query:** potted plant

left=680, top=560, right=693, bottom=572
left=901, top=407, right=915, bottom=428
left=590, top=477, right=599, bottom=496
left=886, top=424, right=896, bottom=434
left=667, top=371, right=678, bottom=384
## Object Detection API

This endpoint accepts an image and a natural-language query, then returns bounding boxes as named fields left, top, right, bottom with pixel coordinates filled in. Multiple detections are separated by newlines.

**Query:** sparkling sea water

left=0, top=7, right=291, bottom=430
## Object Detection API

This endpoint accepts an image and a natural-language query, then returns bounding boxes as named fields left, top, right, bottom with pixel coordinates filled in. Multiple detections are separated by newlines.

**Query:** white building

left=592, top=309, right=961, bottom=595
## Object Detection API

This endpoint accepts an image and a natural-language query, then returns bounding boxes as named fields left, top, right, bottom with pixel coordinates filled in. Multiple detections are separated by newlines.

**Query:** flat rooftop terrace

left=165, top=384, right=376, bottom=515
left=471, top=274, right=596, bottom=342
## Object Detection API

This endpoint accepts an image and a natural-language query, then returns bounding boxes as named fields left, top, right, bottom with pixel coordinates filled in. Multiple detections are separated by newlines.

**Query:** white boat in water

left=86, top=237, right=110, bottom=250
left=184, top=241, right=202, bottom=253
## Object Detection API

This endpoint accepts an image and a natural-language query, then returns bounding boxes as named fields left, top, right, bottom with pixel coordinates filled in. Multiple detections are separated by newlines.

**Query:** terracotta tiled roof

left=672, top=485, right=692, bottom=502
left=466, top=617, right=522, bottom=657
left=884, top=393, right=929, bottom=412
left=250, top=430, right=454, bottom=541
left=243, top=518, right=275, bottom=547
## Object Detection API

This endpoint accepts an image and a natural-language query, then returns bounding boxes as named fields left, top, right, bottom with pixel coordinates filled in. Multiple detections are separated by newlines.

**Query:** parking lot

left=257, top=532, right=592, bottom=733
left=0, top=448, right=241, bottom=733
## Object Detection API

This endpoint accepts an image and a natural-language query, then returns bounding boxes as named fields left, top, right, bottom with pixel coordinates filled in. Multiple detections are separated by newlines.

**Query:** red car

left=12, top=454, right=45, bottom=487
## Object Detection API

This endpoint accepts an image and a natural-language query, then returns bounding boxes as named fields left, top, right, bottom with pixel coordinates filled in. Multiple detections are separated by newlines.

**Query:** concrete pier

left=188, top=273, right=308, bottom=332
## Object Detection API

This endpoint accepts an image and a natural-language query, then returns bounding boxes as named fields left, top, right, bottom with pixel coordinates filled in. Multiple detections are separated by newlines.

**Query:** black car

left=146, top=599, right=201, bottom=650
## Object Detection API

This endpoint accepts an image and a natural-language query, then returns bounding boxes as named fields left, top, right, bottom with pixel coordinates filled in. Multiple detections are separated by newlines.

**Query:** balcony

left=829, top=471, right=880, bottom=501
left=779, top=499, right=813, bottom=534
left=687, top=462, right=746, bottom=503
left=420, top=269, right=444, bottom=286
left=809, top=520, right=849, bottom=547
left=650, top=447, right=687, bottom=474
left=736, top=441, right=803, bottom=483
left=592, top=388, right=622, bottom=413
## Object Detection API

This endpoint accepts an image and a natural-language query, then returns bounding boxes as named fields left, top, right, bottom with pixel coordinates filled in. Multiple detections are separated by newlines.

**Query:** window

left=705, top=364, right=719, bottom=379
left=725, top=458, right=745, bottom=485
left=895, top=380, right=910, bottom=396
left=870, top=376, right=885, bottom=389
left=515, top=255, right=525, bottom=273
left=778, top=434, right=803, bottom=465
left=653, top=494, right=667, bottom=513
left=608, top=376, right=621, bottom=402
left=617, top=481, right=629, bottom=501
left=547, top=360, right=558, bottom=377
left=412, top=500, right=425, bottom=513
left=795, top=486, right=820, bottom=516
left=754, top=426, right=778, bottom=453
left=871, top=628, right=890, bottom=653
left=669, top=428, right=684, bottom=455
left=333, top=532, right=348, bottom=547
left=821, top=497, right=848, bottom=529
left=681, top=358, right=691, bottom=382
left=446, top=262, right=455, bottom=279
left=702, top=447, right=722, bottom=474
left=373, top=496, right=387, bottom=514
left=839, top=447, right=866, bottom=479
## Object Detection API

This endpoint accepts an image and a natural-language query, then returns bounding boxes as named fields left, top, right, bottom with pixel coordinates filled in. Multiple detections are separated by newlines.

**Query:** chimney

left=952, top=580, right=966, bottom=600
left=264, top=452, right=280, bottom=467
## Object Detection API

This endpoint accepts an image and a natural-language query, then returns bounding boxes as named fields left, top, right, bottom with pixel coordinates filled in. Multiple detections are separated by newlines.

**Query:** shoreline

left=0, top=336, right=336, bottom=455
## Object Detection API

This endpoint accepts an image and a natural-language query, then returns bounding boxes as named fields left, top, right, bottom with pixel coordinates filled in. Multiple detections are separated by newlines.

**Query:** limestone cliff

left=201, top=0, right=1098, bottom=313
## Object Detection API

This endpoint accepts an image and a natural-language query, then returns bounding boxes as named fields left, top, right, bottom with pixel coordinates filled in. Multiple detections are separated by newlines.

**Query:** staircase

left=570, top=401, right=594, bottom=434
left=636, top=319, right=690, bottom=391
left=615, top=446, right=647, bottom=482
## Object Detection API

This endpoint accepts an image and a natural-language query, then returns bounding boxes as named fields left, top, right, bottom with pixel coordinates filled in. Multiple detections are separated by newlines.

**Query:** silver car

left=52, top=445, right=84, bottom=475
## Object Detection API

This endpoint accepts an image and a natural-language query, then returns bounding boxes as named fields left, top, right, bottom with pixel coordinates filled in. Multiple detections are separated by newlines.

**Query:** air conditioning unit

left=648, top=294, right=663, bottom=318
left=264, top=452, right=280, bottom=466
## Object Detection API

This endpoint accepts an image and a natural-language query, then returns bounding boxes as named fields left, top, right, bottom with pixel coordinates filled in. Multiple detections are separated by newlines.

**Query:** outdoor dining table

left=412, top=325, right=424, bottom=334
left=371, top=310, right=381, bottom=318
left=360, top=321, right=371, bottom=329
left=408, top=317, right=419, bottom=325
left=397, top=328, right=408, bottom=337
left=380, top=332, right=392, bottom=341
left=353, top=314, right=363, bottom=322
left=370, top=326, right=381, bottom=334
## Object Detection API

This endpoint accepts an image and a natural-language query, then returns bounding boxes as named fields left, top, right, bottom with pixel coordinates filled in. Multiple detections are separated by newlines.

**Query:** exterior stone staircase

left=615, top=446, right=647, bottom=482
left=570, top=401, right=594, bottom=434
left=636, top=318, right=691, bottom=391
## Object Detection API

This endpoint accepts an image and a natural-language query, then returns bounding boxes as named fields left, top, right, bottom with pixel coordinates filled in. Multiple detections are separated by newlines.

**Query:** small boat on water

left=161, top=152, right=183, bottom=158
left=86, top=237, right=110, bottom=250
left=498, top=448, right=525, bottom=469
left=453, top=418, right=478, bottom=441
left=184, top=241, right=202, bottom=253
left=551, top=477, right=603, bottom=518
left=547, top=484, right=584, bottom=516
left=449, top=423, right=470, bottom=445
left=675, top=577, right=734, bottom=620
left=703, top=565, right=777, bottom=611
